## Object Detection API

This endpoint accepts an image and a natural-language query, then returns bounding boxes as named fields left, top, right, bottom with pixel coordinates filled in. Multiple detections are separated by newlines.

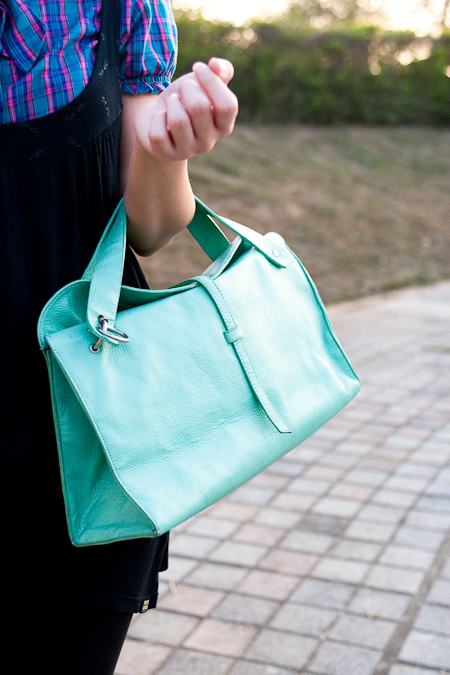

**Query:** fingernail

left=193, top=62, right=209, bottom=74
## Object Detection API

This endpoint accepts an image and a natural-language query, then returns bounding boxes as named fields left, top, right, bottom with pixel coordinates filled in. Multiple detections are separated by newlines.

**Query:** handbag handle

left=86, top=197, right=287, bottom=343
left=188, top=198, right=287, bottom=267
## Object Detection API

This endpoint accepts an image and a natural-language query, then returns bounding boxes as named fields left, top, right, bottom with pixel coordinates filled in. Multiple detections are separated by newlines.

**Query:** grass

left=139, top=126, right=450, bottom=305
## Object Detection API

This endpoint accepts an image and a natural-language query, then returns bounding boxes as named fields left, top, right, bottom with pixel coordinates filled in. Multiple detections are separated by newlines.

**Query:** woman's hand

left=122, top=58, right=238, bottom=256
left=133, top=57, right=239, bottom=162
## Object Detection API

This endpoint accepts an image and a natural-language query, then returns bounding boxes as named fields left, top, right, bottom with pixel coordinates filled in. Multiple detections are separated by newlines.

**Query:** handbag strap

left=195, top=275, right=292, bottom=434
left=86, top=198, right=287, bottom=342
left=191, top=198, right=288, bottom=269
left=86, top=201, right=128, bottom=341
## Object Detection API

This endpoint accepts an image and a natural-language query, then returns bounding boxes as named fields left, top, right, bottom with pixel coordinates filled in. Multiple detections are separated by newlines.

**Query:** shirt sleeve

left=119, top=0, right=178, bottom=95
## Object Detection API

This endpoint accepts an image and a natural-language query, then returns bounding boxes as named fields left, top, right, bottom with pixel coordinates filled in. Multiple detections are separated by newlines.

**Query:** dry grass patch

left=139, top=126, right=450, bottom=304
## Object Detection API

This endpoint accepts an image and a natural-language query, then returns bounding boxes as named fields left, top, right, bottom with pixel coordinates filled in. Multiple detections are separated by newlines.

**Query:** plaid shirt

left=0, top=0, right=177, bottom=123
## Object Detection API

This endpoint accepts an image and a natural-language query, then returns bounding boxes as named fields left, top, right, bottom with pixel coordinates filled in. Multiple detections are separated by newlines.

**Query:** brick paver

left=115, top=282, right=450, bottom=675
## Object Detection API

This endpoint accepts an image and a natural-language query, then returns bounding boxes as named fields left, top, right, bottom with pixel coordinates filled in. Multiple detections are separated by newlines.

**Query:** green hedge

left=174, top=11, right=450, bottom=125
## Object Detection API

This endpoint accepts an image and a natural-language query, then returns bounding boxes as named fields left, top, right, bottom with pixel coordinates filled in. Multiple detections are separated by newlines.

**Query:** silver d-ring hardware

left=96, top=315, right=129, bottom=343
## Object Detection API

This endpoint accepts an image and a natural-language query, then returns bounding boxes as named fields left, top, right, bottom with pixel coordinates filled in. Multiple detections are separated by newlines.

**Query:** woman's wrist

left=124, top=137, right=195, bottom=257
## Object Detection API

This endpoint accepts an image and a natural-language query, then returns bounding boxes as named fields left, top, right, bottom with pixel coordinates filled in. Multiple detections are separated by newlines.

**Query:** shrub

left=174, top=11, right=450, bottom=125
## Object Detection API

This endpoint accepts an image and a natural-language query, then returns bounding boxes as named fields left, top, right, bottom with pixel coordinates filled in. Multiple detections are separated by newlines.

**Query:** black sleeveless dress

left=0, top=0, right=168, bottom=620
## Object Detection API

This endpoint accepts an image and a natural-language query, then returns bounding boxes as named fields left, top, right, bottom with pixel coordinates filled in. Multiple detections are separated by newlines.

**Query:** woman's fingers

left=143, top=107, right=174, bottom=160
left=134, top=59, right=238, bottom=162
left=192, top=62, right=238, bottom=134
left=165, top=93, right=197, bottom=157
left=207, top=57, right=234, bottom=84
left=178, top=79, right=216, bottom=152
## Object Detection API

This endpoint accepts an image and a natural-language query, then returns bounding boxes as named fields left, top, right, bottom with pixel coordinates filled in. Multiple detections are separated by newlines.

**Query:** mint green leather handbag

left=38, top=198, right=360, bottom=546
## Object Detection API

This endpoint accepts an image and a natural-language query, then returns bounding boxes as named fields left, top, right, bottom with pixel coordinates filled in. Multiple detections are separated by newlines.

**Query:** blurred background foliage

left=173, top=1, right=450, bottom=124
left=140, top=1, right=450, bottom=301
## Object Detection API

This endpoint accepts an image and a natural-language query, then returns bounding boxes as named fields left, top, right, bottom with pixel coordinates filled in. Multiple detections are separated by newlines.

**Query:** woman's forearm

left=123, top=137, right=195, bottom=257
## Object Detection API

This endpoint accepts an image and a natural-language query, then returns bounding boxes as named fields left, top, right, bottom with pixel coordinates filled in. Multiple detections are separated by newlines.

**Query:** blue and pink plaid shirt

left=0, top=0, right=177, bottom=123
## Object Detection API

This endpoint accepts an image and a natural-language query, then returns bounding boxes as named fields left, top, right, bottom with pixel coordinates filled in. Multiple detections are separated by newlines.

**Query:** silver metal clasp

left=97, top=315, right=129, bottom=342
left=90, top=315, right=129, bottom=353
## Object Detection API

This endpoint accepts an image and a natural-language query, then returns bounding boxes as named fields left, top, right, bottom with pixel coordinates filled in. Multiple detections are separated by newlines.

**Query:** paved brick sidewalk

left=115, top=281, right=450, bottom=675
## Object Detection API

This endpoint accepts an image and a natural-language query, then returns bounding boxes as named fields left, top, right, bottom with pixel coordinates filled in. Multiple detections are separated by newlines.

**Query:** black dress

left=0, top=0, right=169, bottom=623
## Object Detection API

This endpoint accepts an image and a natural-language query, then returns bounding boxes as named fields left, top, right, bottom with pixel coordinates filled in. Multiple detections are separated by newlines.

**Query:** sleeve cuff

left=120, top=75, right=173, bottom=95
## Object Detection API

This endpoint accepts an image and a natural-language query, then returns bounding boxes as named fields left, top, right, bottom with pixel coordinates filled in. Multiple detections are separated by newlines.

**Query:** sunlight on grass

left=140, top=126, right=450, bottom=305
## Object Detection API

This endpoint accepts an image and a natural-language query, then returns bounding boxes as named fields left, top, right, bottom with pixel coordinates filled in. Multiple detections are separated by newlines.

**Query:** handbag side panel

left=39, top=276, right=160, bottom=545
left=46, top=352, right=157, bottom=545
